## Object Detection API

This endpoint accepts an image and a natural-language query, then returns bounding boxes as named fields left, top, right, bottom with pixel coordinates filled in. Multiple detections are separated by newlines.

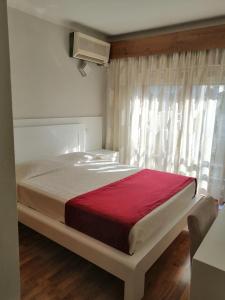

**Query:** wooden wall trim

left=110, top=24, right=225, bottom=59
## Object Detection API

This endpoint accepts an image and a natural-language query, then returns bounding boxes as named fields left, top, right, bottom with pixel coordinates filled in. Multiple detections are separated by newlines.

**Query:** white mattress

left=16, top=152, right=196, bottom=254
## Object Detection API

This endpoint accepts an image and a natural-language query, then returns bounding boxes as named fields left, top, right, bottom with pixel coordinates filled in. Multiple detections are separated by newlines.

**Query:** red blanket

left=65, top=169, right=196, bottom=254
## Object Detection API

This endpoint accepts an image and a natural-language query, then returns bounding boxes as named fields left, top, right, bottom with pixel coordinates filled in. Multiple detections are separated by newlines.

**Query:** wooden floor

left=19, top=224, right=190, bottom=300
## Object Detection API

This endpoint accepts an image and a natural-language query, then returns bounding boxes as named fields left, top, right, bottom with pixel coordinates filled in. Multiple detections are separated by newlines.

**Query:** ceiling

left=7, top=0, right=225, bottom=36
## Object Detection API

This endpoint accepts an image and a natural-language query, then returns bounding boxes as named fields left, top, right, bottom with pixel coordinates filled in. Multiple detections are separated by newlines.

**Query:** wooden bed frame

left=14, top=117, right=200, bottom=300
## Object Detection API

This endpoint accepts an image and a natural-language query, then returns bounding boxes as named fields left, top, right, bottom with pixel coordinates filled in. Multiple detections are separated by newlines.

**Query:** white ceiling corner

left=7, top=0, right=225, bottom=36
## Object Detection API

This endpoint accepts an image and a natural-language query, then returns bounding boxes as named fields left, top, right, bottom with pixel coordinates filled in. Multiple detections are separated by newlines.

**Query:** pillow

left=16, top=152, right=99, bottom=182
left=55, top=152, right=98, bottom=164
left=16, top=159, right=64, bottom=182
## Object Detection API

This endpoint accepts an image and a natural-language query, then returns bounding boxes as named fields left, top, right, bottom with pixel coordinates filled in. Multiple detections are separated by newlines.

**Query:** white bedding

left=16, top=152, right=196, bottom=254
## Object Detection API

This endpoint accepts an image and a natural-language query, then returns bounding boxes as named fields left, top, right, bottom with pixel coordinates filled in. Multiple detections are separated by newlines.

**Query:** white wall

left=8, top=7, right=106, bottom=119
left=0, top=1, right=20, bottom=299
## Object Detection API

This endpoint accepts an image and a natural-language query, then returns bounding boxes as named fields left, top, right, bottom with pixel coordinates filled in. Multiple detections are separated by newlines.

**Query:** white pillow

left=56, top=152, right=98, bottom=164
left=16, top=152, right=99, bottom=182
left=16, top=159, right=64, bottom=182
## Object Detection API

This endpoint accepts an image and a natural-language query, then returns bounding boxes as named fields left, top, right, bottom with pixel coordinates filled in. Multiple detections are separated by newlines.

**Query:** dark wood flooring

left=19, top=224, right=190, bottom=300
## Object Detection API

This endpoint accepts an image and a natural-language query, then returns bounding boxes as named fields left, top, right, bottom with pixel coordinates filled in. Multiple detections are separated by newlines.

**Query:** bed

left=15, top=118, right=200, bottom=300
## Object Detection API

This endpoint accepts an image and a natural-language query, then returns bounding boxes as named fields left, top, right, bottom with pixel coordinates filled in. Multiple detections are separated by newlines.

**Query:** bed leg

left=124, top=270, right=145, bottom=300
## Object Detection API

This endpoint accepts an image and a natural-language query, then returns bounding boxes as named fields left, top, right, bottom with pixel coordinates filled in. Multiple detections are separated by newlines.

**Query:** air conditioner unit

left=70, top=32, right=110, bottom=65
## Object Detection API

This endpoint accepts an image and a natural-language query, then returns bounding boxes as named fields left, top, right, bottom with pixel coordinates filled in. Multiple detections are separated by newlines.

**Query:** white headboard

left=14, top=117, right=103, bottom=163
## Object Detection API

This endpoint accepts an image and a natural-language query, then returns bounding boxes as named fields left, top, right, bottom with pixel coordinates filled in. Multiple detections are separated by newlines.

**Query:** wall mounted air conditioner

left=70, top=32, right=110, bottom=65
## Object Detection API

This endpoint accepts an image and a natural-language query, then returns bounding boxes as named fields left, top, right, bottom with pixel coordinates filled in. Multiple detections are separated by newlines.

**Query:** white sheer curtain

left=106, top=49, right=225, bottom=202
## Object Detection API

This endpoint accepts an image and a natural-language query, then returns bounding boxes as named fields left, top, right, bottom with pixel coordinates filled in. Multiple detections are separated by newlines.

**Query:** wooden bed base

left=18, top=197, right=201, bottom=300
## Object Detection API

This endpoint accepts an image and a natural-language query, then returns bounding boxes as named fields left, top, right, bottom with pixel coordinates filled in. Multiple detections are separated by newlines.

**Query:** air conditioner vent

left=70, top=32, right=110, bottom=65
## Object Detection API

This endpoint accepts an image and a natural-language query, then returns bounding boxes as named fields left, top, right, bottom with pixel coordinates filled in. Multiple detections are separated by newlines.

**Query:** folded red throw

left=65, top=169, right=196, bottom=254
